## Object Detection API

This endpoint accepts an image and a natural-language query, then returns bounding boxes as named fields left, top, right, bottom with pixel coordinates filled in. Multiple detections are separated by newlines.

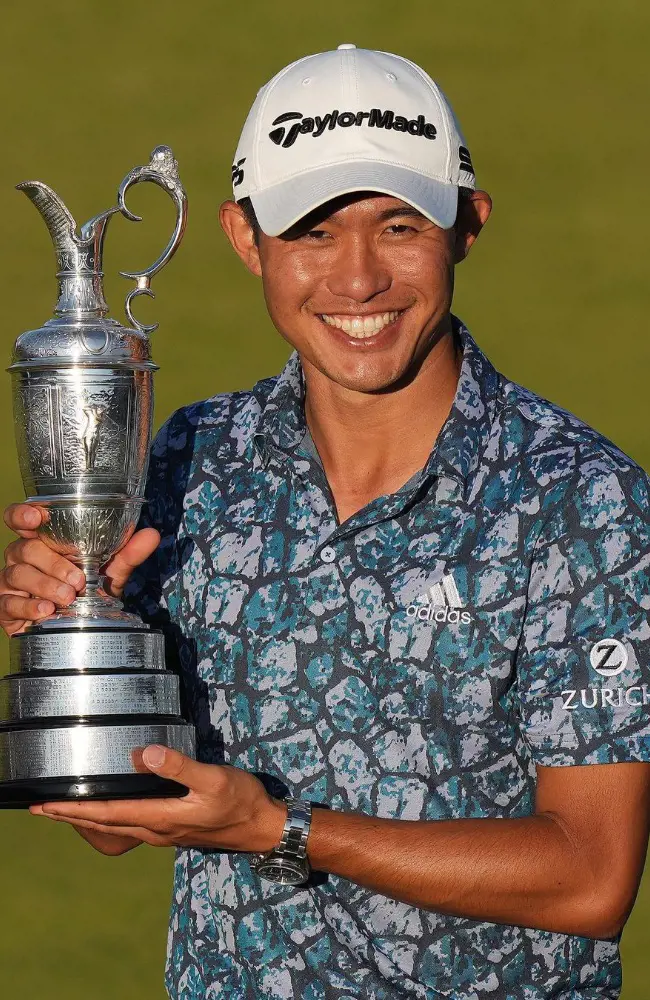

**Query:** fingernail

left=56, top=584, right=74, bottom=602
left=67, top=569, right=85, bottom=588
left=37, top=601, right=53, bottom=615
left=24, top=508, right=40, bottom=527
left=143, top=745, right=166, bottom=768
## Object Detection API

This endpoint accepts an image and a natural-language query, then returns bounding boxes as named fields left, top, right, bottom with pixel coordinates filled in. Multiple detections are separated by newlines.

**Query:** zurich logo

left=589, top=639, right=628, bottom=677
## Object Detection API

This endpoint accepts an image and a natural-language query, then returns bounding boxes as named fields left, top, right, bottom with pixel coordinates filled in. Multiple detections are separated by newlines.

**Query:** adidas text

left=406, top=604, right=471, bottom=625
left=269, top=108, right=438, bottom=149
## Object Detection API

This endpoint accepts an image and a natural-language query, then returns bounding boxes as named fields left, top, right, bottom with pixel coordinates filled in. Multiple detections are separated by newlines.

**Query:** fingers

left=104, top=527, right=160, bottom=597
left=4, top=503, right=44, bottom=537
left=73, top=826, right=143, bottom=856
left=0, top=593, right=54, bottom=632
left=33, top=811, right=165, bottom=847
left=0, top=535, right=85, bottom=636
left=35, top=794, right=191, bottom=833
left=1, top=562, right=78, bottom=606
left=141, top=745, right=212, bottom=792
left=4, top=537, right=85, bottom=588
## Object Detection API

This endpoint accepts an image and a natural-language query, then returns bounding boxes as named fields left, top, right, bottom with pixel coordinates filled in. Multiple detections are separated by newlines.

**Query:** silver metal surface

left=0, top=724, right=196, bottom=781
left=0, top=672, right=180, bottom=721
left=10, top=145, right=187, bottom=628
left=0, top=148, right=195, bottom=802
left=10, top=628, right=166, bottom=673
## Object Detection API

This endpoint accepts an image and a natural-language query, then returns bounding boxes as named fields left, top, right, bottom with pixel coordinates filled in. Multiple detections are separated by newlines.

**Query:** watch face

left=257, top=857, right=308, bottom=885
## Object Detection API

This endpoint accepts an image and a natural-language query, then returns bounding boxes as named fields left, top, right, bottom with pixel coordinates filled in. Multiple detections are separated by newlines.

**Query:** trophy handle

left=117, top=145, right=188, bottom=334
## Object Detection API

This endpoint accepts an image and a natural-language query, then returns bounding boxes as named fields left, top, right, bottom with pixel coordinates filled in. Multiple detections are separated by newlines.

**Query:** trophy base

left=0, top=772, right=189, bottom=808
left=0, top=625, right=196, bottom=808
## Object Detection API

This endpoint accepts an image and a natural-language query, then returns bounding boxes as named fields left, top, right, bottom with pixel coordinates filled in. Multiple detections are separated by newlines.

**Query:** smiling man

left=2, top=44, right=650, bottom=1000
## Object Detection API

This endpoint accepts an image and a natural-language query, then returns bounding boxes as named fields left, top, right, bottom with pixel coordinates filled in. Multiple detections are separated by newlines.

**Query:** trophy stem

left=78, top=557, right=102, bottom=592
left=30, top=556, right=142, bottom=630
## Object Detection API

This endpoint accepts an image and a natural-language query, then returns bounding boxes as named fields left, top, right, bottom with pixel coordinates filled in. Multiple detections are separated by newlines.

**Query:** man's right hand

left=1, top=503, right=161, bottom=856
left=0, top=503, right=160, bottom=636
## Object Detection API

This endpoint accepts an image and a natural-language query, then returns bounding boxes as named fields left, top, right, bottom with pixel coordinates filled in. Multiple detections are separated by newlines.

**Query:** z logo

left=589, top=638, right=629, bottom=677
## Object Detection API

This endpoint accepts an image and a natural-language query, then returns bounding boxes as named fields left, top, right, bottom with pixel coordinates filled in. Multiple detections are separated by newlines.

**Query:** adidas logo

left=406, top=573, right=471, bottom=624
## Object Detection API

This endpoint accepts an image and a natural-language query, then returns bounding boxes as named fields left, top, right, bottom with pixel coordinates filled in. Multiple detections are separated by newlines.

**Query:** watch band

left=277, top=797, right=312, bottom=859
left=252, top=797, right=312, bottom=873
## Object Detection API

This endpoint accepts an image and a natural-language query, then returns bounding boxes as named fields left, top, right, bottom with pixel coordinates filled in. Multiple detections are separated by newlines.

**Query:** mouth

left=318, top=310, right=405, bottom=341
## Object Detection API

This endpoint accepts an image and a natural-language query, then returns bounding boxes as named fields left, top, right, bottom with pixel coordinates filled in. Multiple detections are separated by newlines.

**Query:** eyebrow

left=375, top=206, right=429, bottom=223
left=282, top=201, right=430, bottom=240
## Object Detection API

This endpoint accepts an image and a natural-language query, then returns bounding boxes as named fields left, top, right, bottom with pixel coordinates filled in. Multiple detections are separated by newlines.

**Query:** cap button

left=337, top=43, right=356, bottom=49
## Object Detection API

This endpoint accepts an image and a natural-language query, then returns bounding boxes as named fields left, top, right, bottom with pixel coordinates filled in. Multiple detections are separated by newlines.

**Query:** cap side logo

left=231, top=157, right=246, bottom=188
left=268, top=108, right=438, bottom=150
left=459, top=146, right=474, bottom=176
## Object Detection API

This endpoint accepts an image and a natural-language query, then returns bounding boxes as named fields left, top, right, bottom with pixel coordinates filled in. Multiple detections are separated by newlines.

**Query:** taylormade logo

left=406, top=573, right=471, bottom=625
left=269, top=108, right=438, bottom=149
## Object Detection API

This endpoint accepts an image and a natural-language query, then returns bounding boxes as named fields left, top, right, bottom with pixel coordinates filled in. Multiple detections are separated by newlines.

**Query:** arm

left=29, top=748, right=650, bottom=939
left=306, top=761, right=650, bottom=939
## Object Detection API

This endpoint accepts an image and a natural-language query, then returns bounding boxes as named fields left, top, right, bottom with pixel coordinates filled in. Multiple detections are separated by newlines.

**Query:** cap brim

left=249, top=161, right=459, bottom=237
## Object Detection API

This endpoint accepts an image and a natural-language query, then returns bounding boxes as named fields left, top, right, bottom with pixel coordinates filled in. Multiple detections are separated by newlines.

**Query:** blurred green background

left=0, top=1, right=648, bottom=996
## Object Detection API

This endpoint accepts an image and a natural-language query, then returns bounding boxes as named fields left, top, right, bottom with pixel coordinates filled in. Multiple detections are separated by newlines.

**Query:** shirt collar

left=252, top=318, right=501, bottom=495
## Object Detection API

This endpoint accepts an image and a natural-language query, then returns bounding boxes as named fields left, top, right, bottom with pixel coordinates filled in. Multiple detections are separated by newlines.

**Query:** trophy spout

left=17, top=180, right=118, bottom=317
left=17, top=181, right=79, bottom=257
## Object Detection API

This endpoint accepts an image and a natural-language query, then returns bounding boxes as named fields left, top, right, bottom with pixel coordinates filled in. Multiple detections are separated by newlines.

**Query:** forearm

left=307, top=809, right=611, bottom=938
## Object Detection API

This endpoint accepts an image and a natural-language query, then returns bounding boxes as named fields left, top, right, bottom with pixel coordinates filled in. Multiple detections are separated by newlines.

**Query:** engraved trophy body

left=0, top=147, right=196, bottom=805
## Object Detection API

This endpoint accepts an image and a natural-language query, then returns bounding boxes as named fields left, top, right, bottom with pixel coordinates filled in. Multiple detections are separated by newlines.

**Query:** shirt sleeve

left=122, top=409, right=189, bottom=627
left=515, top=462, right=650, bottom=766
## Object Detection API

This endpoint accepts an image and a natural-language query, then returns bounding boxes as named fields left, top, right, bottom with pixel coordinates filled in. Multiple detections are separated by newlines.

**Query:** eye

left=303, top=228, right=332, bottom=241
left=385, top=223, right=416, bottom=235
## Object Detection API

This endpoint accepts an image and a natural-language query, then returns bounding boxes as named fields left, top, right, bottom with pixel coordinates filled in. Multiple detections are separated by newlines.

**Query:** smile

left=319, top=310, right=402, bottom=339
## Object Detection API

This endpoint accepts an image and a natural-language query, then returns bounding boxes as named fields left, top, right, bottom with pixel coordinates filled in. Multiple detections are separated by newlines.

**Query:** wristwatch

left=252, top=797, right=312, bottom=885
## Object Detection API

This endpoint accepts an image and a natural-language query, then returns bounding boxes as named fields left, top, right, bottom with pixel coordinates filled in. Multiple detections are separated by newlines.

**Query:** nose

left=326, top=234, right=391, bottom=302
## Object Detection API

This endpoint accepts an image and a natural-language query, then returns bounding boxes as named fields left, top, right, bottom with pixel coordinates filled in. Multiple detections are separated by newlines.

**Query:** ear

left=219, top=200, right=262, bottom=277
left=453, top=190, right=492, bottom=264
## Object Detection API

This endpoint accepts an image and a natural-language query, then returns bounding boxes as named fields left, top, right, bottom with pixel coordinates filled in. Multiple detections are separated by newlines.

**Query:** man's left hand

left=29, top=746, right=288, bottom=853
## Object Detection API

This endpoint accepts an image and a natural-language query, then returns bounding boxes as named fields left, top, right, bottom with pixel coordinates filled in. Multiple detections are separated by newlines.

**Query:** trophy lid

left=9, top=146, right=186, bottom=372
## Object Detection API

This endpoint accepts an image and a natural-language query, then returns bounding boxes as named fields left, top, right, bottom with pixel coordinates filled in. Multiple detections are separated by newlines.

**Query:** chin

left=322, top=360, right=406, bottom=394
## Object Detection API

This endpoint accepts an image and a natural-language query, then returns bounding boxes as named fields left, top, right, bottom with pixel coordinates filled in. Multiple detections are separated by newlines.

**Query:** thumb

left=103, top=527, right=160, bottom=597
left=141, top=745, right=207, bottom=790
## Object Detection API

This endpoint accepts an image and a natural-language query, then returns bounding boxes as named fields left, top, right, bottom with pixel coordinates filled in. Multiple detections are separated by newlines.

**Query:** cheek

left=391, top=243, right=453, bottom=291
left=260, top=251, right=320, bottom=329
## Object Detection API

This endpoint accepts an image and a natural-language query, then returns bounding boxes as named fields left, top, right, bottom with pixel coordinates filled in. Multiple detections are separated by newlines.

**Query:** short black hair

left=238, top=196, right=261, bottom=242
left=237, top=187, right=474, bottom=245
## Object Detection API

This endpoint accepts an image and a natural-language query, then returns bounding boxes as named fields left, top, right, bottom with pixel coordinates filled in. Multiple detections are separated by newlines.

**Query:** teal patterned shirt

left=125, top=320, right=650, bottom=1000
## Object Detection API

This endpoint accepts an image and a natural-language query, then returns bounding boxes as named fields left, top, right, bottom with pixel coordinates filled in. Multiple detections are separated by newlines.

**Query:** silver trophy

left=0, top=147, right=196, bottom=806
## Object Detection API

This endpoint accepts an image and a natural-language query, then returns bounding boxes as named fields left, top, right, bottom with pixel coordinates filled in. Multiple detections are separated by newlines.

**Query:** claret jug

left=0, top=147, right=196, bottom=805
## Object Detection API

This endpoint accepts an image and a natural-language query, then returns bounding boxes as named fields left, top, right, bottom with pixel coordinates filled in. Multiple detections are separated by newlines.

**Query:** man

left=1, top=44, right=650, bottom=1000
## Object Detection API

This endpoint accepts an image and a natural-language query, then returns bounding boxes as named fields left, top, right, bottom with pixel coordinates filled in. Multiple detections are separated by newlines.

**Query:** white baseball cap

left=231, top=44, right=475, bottom=237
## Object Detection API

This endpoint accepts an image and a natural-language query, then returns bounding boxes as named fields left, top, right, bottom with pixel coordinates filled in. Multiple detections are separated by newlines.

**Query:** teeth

left=320, top=311, right=400, bottom=338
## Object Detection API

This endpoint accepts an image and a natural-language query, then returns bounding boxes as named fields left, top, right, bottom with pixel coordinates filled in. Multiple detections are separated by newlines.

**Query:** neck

left=302, top=318, right=462, bottom=523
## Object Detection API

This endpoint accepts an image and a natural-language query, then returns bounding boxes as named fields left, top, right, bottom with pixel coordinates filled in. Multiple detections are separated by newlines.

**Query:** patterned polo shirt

left=125, top=319, right=650, bottom=1000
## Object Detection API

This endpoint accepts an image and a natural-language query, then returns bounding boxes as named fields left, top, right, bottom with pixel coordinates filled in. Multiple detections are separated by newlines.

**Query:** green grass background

left=0, top=1, right=648, bottom=996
